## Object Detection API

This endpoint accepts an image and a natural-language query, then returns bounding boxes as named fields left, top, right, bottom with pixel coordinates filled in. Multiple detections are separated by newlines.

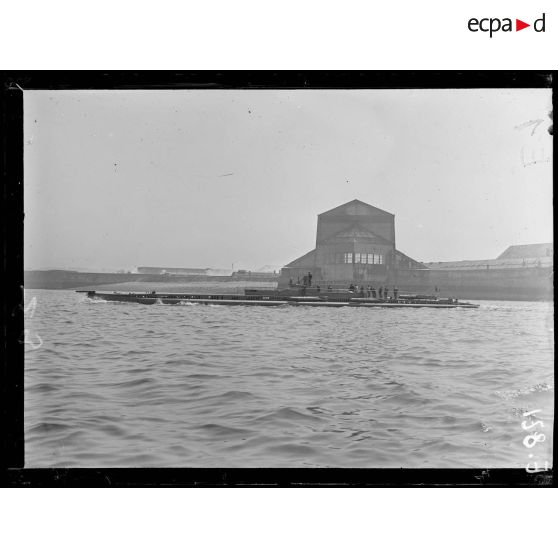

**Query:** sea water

left=24, top=289, right=554, bottom=468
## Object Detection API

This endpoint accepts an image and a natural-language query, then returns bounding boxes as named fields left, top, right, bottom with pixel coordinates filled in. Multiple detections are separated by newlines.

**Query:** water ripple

left=25, top=290, right=554, bottom=468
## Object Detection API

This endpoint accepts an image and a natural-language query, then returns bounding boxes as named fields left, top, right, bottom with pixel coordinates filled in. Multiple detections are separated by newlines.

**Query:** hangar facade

left=278, top=199, right=426, bottom=287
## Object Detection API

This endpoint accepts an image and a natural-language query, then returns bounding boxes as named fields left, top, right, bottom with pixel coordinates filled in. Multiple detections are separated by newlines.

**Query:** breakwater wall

left=394, top=266, right=553, bottom=301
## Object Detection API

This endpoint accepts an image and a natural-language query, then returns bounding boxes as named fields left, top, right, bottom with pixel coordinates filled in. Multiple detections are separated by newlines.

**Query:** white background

left=1, top=0, right=556, bottom=68
left=2, top=0, right=555, bottom=556
left=2, top=489, right=557, bottom=557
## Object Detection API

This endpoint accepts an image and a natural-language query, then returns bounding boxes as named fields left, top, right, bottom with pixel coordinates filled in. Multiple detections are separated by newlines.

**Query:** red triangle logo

left=516, top=19, right=530, bottom=31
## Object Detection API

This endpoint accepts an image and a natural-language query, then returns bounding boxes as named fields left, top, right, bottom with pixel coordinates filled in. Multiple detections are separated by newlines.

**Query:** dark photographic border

left=1, top=70, right=555, bottom=487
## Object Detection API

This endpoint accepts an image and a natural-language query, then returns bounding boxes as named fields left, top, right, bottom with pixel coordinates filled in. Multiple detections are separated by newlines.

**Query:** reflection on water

left=25, top=289, right=554, bottom=468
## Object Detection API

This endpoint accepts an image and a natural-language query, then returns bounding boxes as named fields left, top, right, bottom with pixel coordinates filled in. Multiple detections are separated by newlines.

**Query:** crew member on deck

left=308, top=272, right=313, bottom=286
left=394, top=286, right=399, bottom=300
left=379, top=286, right=383, bottom=298
left=371, top=287, right=377, bottom=298
left=384, top=286, right=389, bottom=299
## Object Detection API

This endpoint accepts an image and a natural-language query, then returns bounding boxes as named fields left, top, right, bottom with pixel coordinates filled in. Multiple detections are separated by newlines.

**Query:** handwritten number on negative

left=523, top=432, right=546, bottom=449
left=521, top=419, right=545, bottom=430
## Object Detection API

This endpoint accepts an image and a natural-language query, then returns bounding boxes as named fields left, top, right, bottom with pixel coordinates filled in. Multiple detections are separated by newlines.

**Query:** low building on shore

left=136, top=266, right=231, bottom=276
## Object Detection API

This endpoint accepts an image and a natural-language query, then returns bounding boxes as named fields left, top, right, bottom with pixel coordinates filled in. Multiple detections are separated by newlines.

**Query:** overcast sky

left=24, top=88, right=553, bottom=272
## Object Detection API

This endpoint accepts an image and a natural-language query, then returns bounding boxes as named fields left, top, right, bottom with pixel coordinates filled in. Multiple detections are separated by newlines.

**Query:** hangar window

left=339, top=252, right=384, bottom=264
left=370, top=253, right=384, bottom=264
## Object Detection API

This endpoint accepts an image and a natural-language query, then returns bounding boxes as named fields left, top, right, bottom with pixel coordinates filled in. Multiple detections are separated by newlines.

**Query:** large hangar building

left=278, top=199, right=426, bottom=287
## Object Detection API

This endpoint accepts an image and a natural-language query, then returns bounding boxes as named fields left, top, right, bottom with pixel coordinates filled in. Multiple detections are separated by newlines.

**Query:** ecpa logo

left=468, top=13, right=546, bottom=37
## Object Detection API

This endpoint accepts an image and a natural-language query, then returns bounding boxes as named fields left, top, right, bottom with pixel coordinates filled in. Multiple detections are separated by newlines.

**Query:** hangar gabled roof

left=323, top=223, right=393, bottom=245
left=394, top=249, right=429, bottom=269
left=284, top=248, right=316, bottom=268
left=318, top=199, right=394, bottom=218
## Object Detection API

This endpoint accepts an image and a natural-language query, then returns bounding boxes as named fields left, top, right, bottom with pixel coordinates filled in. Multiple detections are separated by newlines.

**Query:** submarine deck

left=77, top=290, right=480, bottom=308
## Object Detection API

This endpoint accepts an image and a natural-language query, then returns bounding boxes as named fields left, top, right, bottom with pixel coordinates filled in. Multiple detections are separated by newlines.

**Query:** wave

left=496, top=382, right=553, bottom=400
left=24, top=291, right=554, bottom=468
